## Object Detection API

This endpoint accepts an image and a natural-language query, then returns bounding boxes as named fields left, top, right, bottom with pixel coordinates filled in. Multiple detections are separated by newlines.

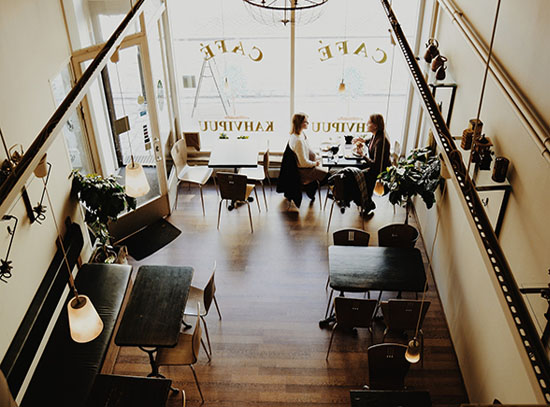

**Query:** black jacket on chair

left=276, top=143, right=303, bottom=207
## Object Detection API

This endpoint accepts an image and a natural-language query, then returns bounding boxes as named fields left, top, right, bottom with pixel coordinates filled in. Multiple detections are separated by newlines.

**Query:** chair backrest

left=202, top=261, right=217, bottom=313
left=378, top=224, right=419, bottom=248
left=191, top=303, right=202, bottom=364
left=217, top=172, right=248, bottom=201
left=332, top=174, right=346, bottom=200
left=367, top=343, right=410, bottom=390
left=262, top=150, right=270, bottom=179
left=380, top=299, right=431, bottom=332
left=171, top=138, right=189, bottom=175
left=334, top=297, right=378, bottom=329
left=333, top=228, right=370, bottom=246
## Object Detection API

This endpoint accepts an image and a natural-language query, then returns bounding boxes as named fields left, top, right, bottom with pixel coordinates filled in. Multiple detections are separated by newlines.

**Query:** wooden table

left=208, top=139, right=259, bottom=170
left=321, top=246, right=426, bottom=326
left=350, top=389, right=431, bottom=407
left=328, top=246, right=426, bottom=293
left=115, top=265, right=193, bottom=376
left=86, top=374, right=172, bottom=407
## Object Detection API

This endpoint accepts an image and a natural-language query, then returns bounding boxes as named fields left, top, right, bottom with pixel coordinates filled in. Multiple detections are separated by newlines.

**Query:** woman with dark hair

left=288, top=112, right=328, bottom=199
left=355, top=113, right=391, bottom=203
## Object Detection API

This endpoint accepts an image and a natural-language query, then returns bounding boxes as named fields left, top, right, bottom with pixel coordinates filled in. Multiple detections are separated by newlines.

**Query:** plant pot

left=91, top=244, right=128, bottom=264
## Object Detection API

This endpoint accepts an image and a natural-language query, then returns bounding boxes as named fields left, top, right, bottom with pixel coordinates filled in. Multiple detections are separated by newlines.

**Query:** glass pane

left=62, top=0, right=139, bottom=49
left=170, top=0, right=420, bottom=153
left=295, top=0, right=420, bottom=151
left=147, top=17, right=173, bottom=158
left=82, top=46, right=161, bottom=208
left=172, top=0, right=286, bottom=151
left=49, top=65, right=93, bottom=173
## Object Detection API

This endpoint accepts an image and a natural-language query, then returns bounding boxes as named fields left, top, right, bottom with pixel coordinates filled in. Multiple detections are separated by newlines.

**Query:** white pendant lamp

left=125, top=160, right=150, bottom=197
left=112, top=48, right=150, bottom=198
left=39, top=156, right=103, bottom=343
left=405, top=337, right=421, bottom=363
left=67, top=295, right=104, bottom=343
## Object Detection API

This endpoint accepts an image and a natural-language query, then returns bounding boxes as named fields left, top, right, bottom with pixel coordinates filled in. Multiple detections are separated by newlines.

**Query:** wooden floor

left=110, top=183, right=468, bottom=407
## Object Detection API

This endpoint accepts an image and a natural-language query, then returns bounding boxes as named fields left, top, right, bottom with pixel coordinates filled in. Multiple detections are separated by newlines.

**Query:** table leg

left=139, top=346, right=161, bottom=377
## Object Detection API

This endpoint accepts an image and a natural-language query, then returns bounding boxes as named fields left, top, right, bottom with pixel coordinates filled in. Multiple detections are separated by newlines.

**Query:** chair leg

left=217, top=200, right=223, bottom=230
left=246, top=202, right=254, bottom=233
left=326, top=323, right=338, bottom=360
left=254, top=187, right=261, bottom=212
left=324, top=289, right=334, bottom=319
left=261, top=181, right=268, bottom=211
left=325, top=274, right=330, bottom=291
left=180, top=388, right=186, bottom=407
left=213, top=174, right=219, bottom=196
left=327, top=201, right=335, bottom=232
left=267, top=176, right=272, bottom=191
left=323, top=186, right=331, bottom=210
left=189, top=364, right=204, bottom=404
left=199, top=185, right=205, bottom=216
left=200, top=338, right=211, bottom=362
left=201, top=315, right=212, bottom=356
left=213, top=295, right=222, bottom=319
left=317, top=181, right=322, bottom=210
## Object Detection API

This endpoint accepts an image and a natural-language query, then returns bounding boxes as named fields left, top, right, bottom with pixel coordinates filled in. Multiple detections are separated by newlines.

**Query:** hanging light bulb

left=373, top=180, right=385, bottom=196
left=67, top=295, right=104, bottom=343
left=224, top=77, right=230, bottom=90
left=405, top=337, right=421, bottom=363
left=125, top=159, right=150, bottom=197
left=338, top=79, right=346, bottom=93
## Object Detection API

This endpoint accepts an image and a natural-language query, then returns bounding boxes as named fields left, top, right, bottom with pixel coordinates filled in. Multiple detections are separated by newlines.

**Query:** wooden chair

left=333, top=228, right=371, bottom=246
left=156, top=304, right=208, bottom=404
left=171, top=138, right=214, bottom=216
left=326, top=297, right=378, bottom=360
left=378, top=224, right=419, bottom=248
left=184, top=262, right=222, bottom=357
left=239, top=149, right=271, bottom=210
left=367, top=343, right=410, bottom=390
left=380, top=299, right=431, bottom=367
left=216, top=172, right=259, bottom=233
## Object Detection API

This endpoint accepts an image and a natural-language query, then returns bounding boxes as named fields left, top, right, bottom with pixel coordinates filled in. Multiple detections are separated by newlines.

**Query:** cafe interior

left=1, top=0, right=549, bottom=406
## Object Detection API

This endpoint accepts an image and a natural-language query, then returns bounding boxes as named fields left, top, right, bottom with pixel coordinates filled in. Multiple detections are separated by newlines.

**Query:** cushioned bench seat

left=21, top=263, right=131, bottom=407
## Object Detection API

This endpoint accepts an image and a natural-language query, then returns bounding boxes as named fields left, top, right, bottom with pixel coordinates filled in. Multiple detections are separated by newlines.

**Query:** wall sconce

left=0, top=214, right=18, bottom=283
left=22, top=154, right=51, bottom=224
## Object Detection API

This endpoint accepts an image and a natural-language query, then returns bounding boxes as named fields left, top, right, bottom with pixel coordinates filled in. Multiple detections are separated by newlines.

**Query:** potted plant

left=70, top=170, right=136, bottom=263
left=378, top=146, right=442, bottom=224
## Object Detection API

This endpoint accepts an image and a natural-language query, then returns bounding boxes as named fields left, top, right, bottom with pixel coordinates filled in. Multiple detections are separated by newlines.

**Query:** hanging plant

left=70, top=170, right=136, bottom=262
left=378, top=147, right=442, bottom=224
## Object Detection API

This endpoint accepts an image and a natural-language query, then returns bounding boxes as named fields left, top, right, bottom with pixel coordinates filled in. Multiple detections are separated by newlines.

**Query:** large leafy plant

left=70, top=170, right=136, bottom=261
left=378, top=147, right=442, bottom=223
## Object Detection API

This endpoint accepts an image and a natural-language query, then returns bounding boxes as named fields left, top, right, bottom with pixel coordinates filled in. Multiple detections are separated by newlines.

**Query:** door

left=72, top=35, right=172, bottom=241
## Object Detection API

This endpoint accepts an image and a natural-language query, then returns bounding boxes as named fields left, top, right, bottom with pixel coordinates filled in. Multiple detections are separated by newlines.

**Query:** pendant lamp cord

left=43, top=177, right=80, bottom=301
left=114, top=59, right=135, bottom=167
left=467, top=0, right=502, bottom=175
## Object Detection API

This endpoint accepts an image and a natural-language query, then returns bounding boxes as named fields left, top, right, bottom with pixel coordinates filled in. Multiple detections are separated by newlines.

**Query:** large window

left=171, top=0, right=420, bottom=151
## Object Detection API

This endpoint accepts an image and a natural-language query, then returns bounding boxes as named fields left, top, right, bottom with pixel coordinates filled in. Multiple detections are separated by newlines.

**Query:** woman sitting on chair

left=289, top=113, right=328, bottom=200
left=353, top=113, right=391, bottom=212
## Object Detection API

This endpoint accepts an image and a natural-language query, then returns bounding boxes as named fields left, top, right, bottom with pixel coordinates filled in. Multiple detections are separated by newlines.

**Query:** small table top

left=86, top=374, right=171, bottom=407
left=322, top=156, right=367, bottom=169
left=328, top=246, right=426, bottom=293
left=209, top=139, right=259, bottom=168
left=115, top=265, right=193, bottom=348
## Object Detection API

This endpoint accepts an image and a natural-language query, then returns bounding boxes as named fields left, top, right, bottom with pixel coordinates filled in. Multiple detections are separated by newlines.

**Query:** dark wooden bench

left=0, top=221, right=132, bottom=407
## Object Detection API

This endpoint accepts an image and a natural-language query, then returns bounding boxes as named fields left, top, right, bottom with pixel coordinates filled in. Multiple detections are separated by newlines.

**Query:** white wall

left=0, top=0, right=91, bottom=359
left=412, top=0, right=550, bottom=403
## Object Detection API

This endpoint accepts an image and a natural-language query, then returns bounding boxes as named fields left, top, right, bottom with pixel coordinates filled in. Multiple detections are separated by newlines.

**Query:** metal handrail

left=379, top=0, right=550, bottom=401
